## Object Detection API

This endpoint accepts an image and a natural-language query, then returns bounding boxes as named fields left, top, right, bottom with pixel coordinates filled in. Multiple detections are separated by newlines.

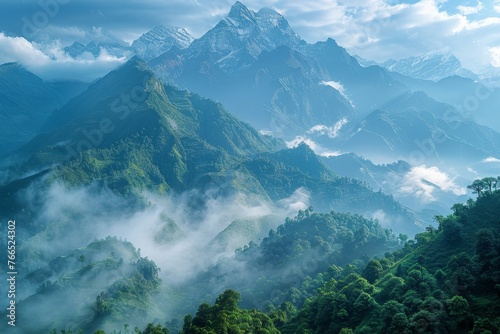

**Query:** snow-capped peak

left=131, top=26, right=194, bottom=60
left=382, top=49, right=477, bottom=81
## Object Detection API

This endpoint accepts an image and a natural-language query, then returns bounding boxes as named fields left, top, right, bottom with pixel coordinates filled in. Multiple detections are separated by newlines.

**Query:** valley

left=0, top=1, right=499, bottom=333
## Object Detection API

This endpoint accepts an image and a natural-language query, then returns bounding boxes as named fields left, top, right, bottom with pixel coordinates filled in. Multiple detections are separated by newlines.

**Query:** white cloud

left=286, top=136, right=341, bottom=157
left=0, top=32, right=127, bottom=81
left=371, top=209, right=388, bottom=224
left=467, top=167, right=479, bottom=175
left=307, top=117, right=349, bottom=139
left=398, top=165, right=466, bottom=202
left=0, top=33, right=50, bottom=66
left=257, top=0, right=498, bottom=73
left=482, top=156, right=500, bottom=163
left=489, top=47, right=500, bottom=67
left=457, top=2, right=484, bottom=15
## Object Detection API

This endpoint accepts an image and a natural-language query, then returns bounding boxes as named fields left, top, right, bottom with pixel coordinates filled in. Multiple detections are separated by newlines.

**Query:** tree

left=215, top=289, right=241, bottom=312
left=78, top=255, right=86, bottom=268
left=451, top=203, right=468, bottom=216
left=467, top=179, right=486, bottom=197
left=398, top=233, right=409, bottom=245
left=481, top=177, right=497, bottom=193
left=362, top=260, right=383, bottom=284
left=388, top=313, right=409, bottom=333
left=141, top=323, right=169, bottom=334
left=446, top=296, right=469, bottom=316
left=475, top=229, right=496, bottom=263
left=441, top=218, right=462, bottom=242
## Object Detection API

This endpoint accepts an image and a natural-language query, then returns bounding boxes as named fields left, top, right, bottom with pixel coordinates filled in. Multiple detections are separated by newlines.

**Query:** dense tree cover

left=280, top=188, right=500, bottom=333
left=184, top=207, right=399, bottom=317
left=94, top=257, right=162, bottom=329
left=181, top=289, right=280, bottom=334
left=68, top=186, right=499, bottom=334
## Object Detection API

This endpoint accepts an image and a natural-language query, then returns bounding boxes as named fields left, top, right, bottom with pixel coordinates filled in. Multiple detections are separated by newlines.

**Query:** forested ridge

left=83, top=181, right=499, bottom=334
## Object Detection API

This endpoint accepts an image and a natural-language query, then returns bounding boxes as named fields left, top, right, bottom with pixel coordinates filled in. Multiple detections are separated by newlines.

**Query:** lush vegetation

left=86, top=186, right=499, bottom=334
left=279, top=187, right=500, bottom=333
left=3, top=57, right=498, bottom=334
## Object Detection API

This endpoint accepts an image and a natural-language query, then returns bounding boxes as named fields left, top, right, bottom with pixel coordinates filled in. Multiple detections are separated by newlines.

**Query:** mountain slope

left=185, top=1, right=301, bottom=72
left=131, top=26, right=194, bottom=61
left=302, top=38, right=406, bottom=114
left=390, top=72, right=500, bottom=132
left=5, top=57, right=282, bottom=195
left=337, top=91, right=500, bottom=165
left=240, top=144, right=420, bottom=234
left=0, top=237, right=162, bottom=333
left=2, top=57, right=417, bottom=233
left=149, top=4, right=408, bottom=138
left=0, top=63, right=72, bottom=155
left=282, top=189, right=500, bottom=333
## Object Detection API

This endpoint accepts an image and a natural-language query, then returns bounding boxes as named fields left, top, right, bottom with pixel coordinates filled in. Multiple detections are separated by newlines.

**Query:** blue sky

left=0, top=0, right=499, bottom=80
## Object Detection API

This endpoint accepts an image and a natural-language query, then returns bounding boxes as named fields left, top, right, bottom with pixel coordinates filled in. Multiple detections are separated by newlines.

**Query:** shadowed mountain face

left=335, top=91, right=500, bottom=166
left=148, top=5, right=364, bottom=137
left=2, top=57, right=419, bottom=234
left=0, top=63, right=87, bottom=155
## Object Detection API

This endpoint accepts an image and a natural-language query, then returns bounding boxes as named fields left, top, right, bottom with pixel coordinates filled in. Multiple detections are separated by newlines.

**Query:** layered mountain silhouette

left=0, top=63, right=87, bottom=155
left=1, top=57, right=419, bottom=234
left=335, top=91, right=500, bottom=165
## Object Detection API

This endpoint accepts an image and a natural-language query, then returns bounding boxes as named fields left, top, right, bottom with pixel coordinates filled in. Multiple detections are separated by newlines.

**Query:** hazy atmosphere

left=1, top=1, right=499, bottom=333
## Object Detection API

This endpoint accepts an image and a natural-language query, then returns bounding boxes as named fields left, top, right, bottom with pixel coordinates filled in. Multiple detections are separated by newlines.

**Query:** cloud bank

left=0, top=32, right=126, bottom=81
left=397, top=165, right=467, bottom=202
left=17, top=180, right=311, bottom=286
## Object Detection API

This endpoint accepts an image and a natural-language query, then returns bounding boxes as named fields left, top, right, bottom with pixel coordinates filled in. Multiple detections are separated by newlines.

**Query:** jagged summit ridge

left=188, top=1, right=301, bottom=66
left=382, top=50, right=477, bottom=81
left=131, top=26, right=194, bottom=60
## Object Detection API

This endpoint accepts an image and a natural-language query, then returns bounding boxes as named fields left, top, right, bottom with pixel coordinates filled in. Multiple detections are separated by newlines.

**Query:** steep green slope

left=2, top=58, right=417, bottom=235
left=282, top=188, right=500, bottom=333
left=3, top=57, right=283, bottom=195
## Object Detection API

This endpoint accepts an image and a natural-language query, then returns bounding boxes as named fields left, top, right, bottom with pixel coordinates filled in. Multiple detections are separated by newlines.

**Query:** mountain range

left=2, top=1, right=498, bottom=240
left=381, top=50, right=477, bottom=82
left=0, top=63, right=87, bottom=156
left=63, top=26, right=194, bottom=61
left=1, top=1, right=500, bottom=332
left=1, top=57, right=418, bottom=232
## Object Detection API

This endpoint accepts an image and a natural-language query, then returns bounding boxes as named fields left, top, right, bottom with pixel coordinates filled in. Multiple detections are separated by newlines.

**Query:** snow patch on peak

left=286, top=136, right=341, bottom=157
left=320, top=80, right=354, bottom=107
left=131, top=26, right=194, bottom=60
left=307, top=117, right=349, bottom=139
